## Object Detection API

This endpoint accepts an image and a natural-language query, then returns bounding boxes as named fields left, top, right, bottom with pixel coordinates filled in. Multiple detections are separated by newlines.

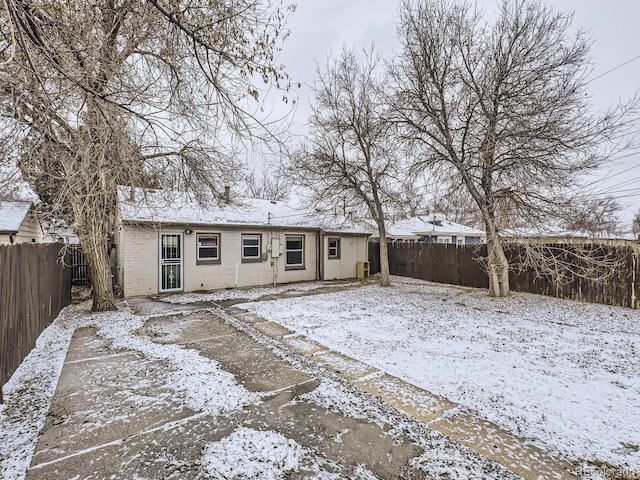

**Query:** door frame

left=159, top=232, right=184, bottom=293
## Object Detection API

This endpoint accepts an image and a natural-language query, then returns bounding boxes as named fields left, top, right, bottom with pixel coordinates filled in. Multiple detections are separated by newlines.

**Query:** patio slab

left=355, top=374, right=456, bottom=423
left=281, top=335, right=329, bottom=356
left=312, top=351, right=381, bottom=380
left=431, top=411, right=578, bottom=480
left=252, top=320, right=294, bottom=339
left=186, top=332, right=313, bottom=392
left=29, top=329, right=193, bottom=468
left=141, top=311, right=236, bottom=344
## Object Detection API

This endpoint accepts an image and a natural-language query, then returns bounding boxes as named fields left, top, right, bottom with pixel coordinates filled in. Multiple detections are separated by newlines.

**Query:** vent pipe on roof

left=224, top=186, right=230, bottom=204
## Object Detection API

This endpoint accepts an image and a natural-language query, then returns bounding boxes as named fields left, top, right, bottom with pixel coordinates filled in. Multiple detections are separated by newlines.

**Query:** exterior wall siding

left=4, top=212, right=44, bottom=244
left=183, top=229, right=318, bottom=292
left=323, top=235, right=368, bottom=280
left=119, top=225, right=327, bottom=297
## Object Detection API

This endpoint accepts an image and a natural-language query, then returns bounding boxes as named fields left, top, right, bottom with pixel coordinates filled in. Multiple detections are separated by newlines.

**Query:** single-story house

left=372, top=213, right=486, bottom=245
left=44, top=226, right=80, bottom=244
left=116, top=187, right=371, bottom=297
left=0, top=200, right=44, bottom=244
left=501, top=227, right=637, bottom=246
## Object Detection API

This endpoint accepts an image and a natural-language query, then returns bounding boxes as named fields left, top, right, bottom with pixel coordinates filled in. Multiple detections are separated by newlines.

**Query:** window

left=328, top=238, right=340, bottom=259
left=242, top=234, right=261, bottom=262
left=197, top=233, right=220, bottom=263
left=285, top=235, right=304, bottom=269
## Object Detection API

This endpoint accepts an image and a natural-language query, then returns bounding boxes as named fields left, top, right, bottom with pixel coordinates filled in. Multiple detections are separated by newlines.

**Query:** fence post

left=632, top=246, right=638, bottom=310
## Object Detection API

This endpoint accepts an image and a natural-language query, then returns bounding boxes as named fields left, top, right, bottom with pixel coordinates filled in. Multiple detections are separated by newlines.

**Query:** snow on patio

left=1, top=289, right=521, bottom=480
left=0, top=303, right=259, bottom=480
left=238, top=276, right=640, bottom=473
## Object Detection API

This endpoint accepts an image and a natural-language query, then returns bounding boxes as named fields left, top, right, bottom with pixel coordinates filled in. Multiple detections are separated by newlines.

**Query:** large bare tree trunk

left=486, top=229, right=510, bottom=297
left=378, top=228, right=391, bottom=287
left=73, top=196, right=116, bottom=312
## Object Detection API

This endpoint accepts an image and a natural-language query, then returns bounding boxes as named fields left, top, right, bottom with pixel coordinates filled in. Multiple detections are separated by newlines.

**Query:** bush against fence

left=369, top=242, right=640, bottom=309
left=0, top=243, right=72, bottom=402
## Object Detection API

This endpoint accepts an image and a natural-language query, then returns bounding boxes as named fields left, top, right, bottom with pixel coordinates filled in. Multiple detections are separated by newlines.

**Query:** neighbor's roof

left=118, top=187, right=370, bottom=235
left=502, top=227, right=635, bottom=242
left=0, top=200, right=33, bottom=233
left=386, top=215, right=486, bottom=238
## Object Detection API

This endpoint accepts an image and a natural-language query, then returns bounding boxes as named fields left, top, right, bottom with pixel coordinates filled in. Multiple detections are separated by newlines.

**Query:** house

left=0, top=200, right=44, bottom=244
left=43, top=226, right=80, bottom=244
left=501, top=227, right=637, bottom=246
left=115, top=187, right=371, bottom=297
left=373, top=213, right=486, bottom=245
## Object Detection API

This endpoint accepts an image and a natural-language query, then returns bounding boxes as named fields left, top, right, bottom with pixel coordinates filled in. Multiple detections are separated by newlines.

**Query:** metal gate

left=71, top=246, right=90, bottom=286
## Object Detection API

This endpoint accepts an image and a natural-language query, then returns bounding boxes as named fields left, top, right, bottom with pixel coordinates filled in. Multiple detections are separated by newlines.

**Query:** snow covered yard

left=238, top=276, right=640, bottom=475
left=1, top=285, right=525, bottom=480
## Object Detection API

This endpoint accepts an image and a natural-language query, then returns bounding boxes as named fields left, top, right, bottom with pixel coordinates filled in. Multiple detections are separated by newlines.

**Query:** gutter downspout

left=317, top=231, right=323, bottom=281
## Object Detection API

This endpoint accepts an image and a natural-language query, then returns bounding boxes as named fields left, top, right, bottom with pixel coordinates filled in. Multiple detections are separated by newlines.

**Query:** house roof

left=386, top=215, right=486, bottom=238
left=118, top=187, right=370, bottom=235
left=0, top=200, right=33, bottom=233
left=502, top=227, right=636, bottom=242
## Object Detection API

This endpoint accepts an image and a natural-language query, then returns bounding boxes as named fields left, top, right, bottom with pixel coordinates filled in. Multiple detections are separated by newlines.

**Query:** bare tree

left=245, top=167, right=292, bottom=201
left=294, top=47, right=406, bottom=287
left=390, top=0, right=639, bottom=296
left=632, top=210, right=640, bottom=239
left=563, top=196, right=621, bottom=238
left=0, top=0, right=294, bottom=311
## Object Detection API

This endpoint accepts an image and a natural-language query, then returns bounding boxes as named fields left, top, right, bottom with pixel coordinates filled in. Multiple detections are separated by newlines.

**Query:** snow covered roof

left=501, top=227, right=636, bottom=242
left=386, top=215, right=486, bottom=238
left=0, top=200, right=33, bottom=233
left=118, top=187, right=370, bottom=235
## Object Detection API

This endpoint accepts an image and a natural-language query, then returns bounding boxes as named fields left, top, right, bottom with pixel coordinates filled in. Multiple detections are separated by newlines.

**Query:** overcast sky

left=275, top=0, right=640, bottom=226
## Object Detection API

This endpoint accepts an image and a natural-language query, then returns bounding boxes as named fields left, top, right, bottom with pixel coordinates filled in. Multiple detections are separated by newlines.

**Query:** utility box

left=356, top=261, right=370, bottom=279
left=271, top=239, right=280, bottom=257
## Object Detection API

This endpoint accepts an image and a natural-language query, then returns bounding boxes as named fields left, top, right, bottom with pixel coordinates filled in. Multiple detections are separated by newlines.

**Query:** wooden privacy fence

left=0, top=243, right=72, bottom=403
left=369, top=241, right=640, bottom=309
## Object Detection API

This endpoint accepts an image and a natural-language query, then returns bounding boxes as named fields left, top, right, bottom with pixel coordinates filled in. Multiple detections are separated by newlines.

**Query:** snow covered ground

left=238, top=276, right=640, bottom=474
left=2, top=277, right=638, bottom=479
left=1, top=286, right=520, bottom=480
left=0, top=303, right=259, bottom=480
left=162, top=279, right=360, bottom=304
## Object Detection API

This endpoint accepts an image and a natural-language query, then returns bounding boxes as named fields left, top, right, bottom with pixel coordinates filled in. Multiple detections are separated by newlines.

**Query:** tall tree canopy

left=390, top=0, right=639, bottom=296
left=295, top=47, right=406, bottom=287
left=0, top=0, right=294, bottom=310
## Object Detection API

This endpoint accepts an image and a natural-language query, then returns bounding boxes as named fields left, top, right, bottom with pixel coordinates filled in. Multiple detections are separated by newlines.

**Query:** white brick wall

left=119, top=225, right=321, bottom=297
left=119, top=226, right=158, bottom=297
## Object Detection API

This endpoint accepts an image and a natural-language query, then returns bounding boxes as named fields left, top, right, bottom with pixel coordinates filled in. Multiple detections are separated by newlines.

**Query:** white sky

left=275, top=0, right=640, bottom=227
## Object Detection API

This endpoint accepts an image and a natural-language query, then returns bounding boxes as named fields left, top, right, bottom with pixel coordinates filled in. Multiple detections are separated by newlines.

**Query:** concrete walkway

left=25, top=291, right=579, bottom=479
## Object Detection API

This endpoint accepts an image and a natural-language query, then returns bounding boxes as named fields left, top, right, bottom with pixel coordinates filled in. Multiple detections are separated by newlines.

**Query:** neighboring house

left=373, top=213, right=486, bottom=245
left=44, top=226, right=80, bottom=244
left=115, top=187, right=371, bottom=297
left=502, top=227, right=637, bottom=246
left=0, top=200, right=44, bottom=244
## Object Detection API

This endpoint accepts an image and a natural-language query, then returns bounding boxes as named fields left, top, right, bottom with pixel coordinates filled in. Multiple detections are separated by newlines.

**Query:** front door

left=159, top=233, right=183, bottom=292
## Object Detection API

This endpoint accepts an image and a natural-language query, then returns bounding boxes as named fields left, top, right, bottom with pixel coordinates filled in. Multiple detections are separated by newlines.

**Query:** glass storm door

left=159, top=233, right=183, bottom=292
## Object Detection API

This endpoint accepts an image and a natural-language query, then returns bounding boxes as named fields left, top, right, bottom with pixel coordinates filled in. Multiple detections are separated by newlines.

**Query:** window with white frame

left=242, top=234, right=261, bottom=262
left=328, top=238, right=340, bottom=259
left=285, top=235, right=304, bottom=269
left=197, top=233, right=220, bottom=262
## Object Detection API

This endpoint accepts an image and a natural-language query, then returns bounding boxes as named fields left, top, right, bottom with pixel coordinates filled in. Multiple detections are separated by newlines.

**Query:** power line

left=586, top=54, right=640, bottom=84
